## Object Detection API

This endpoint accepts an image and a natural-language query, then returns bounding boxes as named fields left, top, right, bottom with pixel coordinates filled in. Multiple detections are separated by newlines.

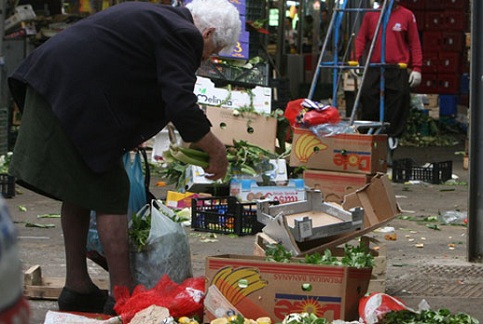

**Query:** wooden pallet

left=23, top=265, right=109, bottom=300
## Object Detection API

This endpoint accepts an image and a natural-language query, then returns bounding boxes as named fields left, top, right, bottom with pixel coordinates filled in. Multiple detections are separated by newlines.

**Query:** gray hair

left=186, top=0, right=241, bottom=54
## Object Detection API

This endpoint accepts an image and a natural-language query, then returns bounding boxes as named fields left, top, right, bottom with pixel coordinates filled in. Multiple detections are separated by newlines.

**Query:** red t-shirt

left=355, top=5, right=423, bottom=73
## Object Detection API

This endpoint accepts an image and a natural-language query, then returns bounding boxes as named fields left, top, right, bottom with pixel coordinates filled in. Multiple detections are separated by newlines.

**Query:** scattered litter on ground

left=25, top=222, right=55, bottom=228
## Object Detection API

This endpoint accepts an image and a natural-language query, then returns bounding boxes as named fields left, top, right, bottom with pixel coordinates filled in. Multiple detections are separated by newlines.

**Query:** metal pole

left=275, top=0, right=286, bottom=77
left=468, top=0, right=483, bottom=262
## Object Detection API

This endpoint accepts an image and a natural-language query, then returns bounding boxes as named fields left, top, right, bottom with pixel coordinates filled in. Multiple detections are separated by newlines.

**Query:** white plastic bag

left=129, top=200, right=193, bottom=289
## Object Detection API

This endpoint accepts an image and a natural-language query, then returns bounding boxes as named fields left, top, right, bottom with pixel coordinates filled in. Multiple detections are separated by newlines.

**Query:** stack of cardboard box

left=289, top=127, right=388, bottom=203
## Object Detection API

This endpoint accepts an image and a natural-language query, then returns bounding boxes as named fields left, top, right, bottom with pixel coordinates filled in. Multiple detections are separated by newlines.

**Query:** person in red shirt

left=355, top=0, right=422, bottom=158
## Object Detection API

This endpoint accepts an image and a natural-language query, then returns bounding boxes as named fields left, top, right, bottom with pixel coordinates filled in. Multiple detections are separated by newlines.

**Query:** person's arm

left=193, top=131, right=228, bottom=180
left=355, top=15, right=370, bottom=62
left=407, top=12, right=423, bottom=73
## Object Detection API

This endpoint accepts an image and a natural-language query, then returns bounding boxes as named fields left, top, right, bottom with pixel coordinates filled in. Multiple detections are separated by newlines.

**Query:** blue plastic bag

left=124, top=151, right=147, bottom=219
left=87, top=150, right=148, bottom=260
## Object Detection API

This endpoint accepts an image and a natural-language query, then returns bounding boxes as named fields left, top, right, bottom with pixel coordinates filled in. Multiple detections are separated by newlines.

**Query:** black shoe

left=103, top=295, right=117, bottom=316
left=58, top=286, right=108, bottom=314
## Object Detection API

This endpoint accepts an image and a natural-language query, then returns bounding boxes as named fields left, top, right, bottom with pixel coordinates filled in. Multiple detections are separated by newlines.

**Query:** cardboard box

left=342, top=173, right=401, bottom=230
left=165, top=191, right=204, bottom=209
left=255, top=174, right=400, bottom=256
left=289, top=128, right=387, bottom=174
left=195, top=76, right=272, bottom=114
left=230, top=179, right=306, bottom=203
left=204, top=105, right=277, bottom=152
left=204, top=254, right=372, bottom=322
left=252, top=233, right=387, bottom=295
left=303, top=170, right=372, bottom=203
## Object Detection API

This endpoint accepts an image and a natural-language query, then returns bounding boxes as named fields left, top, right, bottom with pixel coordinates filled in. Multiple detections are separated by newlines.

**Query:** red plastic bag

left=284, top=98, right=340, bottom=127
left=301, top=107, right=340, bottom=126
left=359, top=292, right=411, bottom=324
left=284, top=98, right=305, bottom=127
left=114, top=275, right=205, bottom=323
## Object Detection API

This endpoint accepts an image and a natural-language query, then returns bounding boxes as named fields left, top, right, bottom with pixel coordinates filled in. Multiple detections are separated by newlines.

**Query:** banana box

left=204, top=254, right=372, bottom=323
left=303, top=170, right=372, bottom=203
left=289, top=127, right=387, bottom=174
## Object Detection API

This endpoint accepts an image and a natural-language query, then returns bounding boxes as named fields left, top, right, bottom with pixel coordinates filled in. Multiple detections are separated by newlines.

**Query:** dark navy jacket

left=9, top=2, right=211, bottom=173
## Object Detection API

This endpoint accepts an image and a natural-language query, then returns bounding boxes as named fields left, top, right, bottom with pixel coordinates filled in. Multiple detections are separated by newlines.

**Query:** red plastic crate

left=438, top=74, right=460, bottom=94
left=400, top=0, right=425, bottom=10
left=442, top=0, right=469, bottom=11
left=444, top=11, right=469, bottom=31
left=421, top=53, right=439, bottom=73
left=425, top=0, right=444, bottom=10
left=414, top=73, right=439, bottom=94
left=422, top=31, right=442, bottom=52
left=424, top=12, right=444, bottom=31
left=442, top=32, right=465, bottom=52
left=439, top=52, right=461, bottom=73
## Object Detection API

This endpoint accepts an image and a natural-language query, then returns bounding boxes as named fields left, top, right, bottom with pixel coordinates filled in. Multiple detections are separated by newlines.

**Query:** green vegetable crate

left=191, top=196, right=277, bottom=236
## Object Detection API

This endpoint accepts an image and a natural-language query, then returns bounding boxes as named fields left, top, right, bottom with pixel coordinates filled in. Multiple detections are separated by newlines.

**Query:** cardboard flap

left=342, top=173, right=401, bottom=228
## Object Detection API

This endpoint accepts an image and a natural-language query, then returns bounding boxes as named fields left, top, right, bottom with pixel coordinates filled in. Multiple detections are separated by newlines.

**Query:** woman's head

left=186, top=0, right=241, bottom=57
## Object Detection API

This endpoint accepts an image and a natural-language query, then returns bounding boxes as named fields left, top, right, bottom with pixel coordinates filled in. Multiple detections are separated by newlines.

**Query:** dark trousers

left=360, top=68, right=410, bottom=138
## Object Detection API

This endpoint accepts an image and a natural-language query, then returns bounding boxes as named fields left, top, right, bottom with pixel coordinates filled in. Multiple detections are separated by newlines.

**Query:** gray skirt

left=9, top=86, right=129, bottom=214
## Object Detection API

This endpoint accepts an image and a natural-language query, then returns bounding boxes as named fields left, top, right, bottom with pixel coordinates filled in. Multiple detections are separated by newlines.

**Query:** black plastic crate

left=191, top=196, right=264, bottom=235
left=0, top=174, right=15, bottom=198
left=392, top=159, right=453, bottom=184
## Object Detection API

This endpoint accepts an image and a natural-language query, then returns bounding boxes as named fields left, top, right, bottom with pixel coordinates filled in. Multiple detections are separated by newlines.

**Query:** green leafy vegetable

left=264, top=243, right=293, bottom=263
left=129, top=212, right=151, bottom=252
left=265, top=241, right=374, bottom=268
left=381, top=308, right=479, bottom=323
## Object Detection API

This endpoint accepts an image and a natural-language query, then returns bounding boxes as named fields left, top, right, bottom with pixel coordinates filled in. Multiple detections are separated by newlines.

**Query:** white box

left=194, top=76, right=272, bottom=114
left=229, top=179, right=306, bottom=203
left=150, top=128, right=179, bottom=163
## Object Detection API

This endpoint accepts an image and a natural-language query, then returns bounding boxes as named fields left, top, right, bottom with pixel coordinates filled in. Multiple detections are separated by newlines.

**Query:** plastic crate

left=392, top=159, right=453, bottom=184
left=196, top=61, right=270, bottom=87
left=0, top=174, right=15, bottom=198
left=191, top=196, right=264, bottom=235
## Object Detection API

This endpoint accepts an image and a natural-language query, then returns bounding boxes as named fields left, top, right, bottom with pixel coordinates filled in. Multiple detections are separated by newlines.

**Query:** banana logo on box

left=211, top=266, right=268, bottom=305
left=294, top=134, right=327, bottom=163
